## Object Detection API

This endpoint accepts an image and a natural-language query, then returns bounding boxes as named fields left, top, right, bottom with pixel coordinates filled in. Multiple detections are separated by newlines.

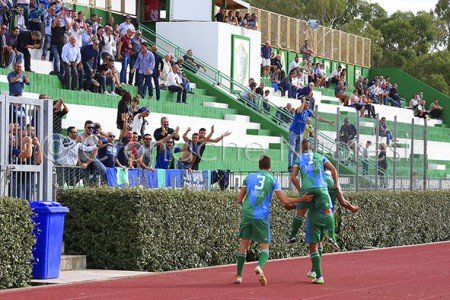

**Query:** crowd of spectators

left=214, top=9, right=258, bottom=30
left=53, top=89, right=232, bottom=184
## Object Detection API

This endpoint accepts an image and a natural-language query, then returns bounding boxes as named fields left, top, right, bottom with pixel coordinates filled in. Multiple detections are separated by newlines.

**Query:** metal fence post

left=355, top=112, right=360, bottom=192
left=410, top=118, right=415, bottom=191
left=335, top=107, right=340, bottom=175
left=375, top=113, right=379, bottom=191
left=423, top=118, right=428, bottom=190
left=393, top=116, right=397, bottom=191
left=313, top=104, right=319, bottom=152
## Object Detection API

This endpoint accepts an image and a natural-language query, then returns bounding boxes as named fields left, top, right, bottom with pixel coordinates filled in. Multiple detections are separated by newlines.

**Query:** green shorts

left=304, top=188, right=332, bottom=211
left=238, top=217, right=271, bottom=244
left=305, top=217, right=326, bottom=244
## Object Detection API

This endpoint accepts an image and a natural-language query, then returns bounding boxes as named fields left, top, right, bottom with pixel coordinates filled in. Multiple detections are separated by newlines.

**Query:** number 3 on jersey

left=255, top=175, right=266, bottom=190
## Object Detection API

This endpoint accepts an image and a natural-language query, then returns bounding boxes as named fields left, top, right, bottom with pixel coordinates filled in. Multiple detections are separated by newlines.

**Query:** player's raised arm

left=324, top=161, right=339, bottom=189
left=290, top=165, right=301, bottom=191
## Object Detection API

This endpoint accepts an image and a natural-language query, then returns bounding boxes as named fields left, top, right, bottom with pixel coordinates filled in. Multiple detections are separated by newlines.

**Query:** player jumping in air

left=288, top=139, right=341, bottom=250
left=235, top=155, right=313, bottom=286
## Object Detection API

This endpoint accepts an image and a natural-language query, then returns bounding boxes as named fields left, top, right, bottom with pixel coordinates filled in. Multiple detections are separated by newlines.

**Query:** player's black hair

left=259, top=155, right=271, bottom=170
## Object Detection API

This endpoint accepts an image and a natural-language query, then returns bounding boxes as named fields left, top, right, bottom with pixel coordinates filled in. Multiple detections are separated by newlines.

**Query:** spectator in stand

left=80, top=39, right=101, bottom=91
left=118, top=28, right=135, bottom=84
left=335, top=80, right=349, bottom=106
left=118, top=15, right=135, bottom=36
left=299, top=40, right=314, bottom=63
left=132, top=107, right=150, bottom=137
left=4, top=27, right=24, bottom=69
left=132, top=41, right=155, bottom=99
left=85, top=13, right=98, bottom=32
left=277, top=102, right=294, bottom=124
left=339, top=118, right=357, bottom=150
left=17, top=30, right=41, bottom=72
left=116, top=90, right=132, bottom=129
left=278, top=71, right=290, bottom=96
left=314, top=63, right=326, bottom=87
left=94, top=26, right=105, bottom=58
left=381, top=82, right=400, bottom=107
left=349, top=89, right=365, bottom=117
left=255, top=82, right=265, bottom=96
left=57, top=126, right=97, bottom=167
left=7, top=63, right=30, bottom=96
left=329, top=66, right=342, bottom=86
left=97, top=57, right=118, bottom=95
left=235, top=11, right=242, bottom=23
left=128, top=29, right=143, bottom=85
left=355, top=76, right=364, bottom=95
left=288, top=71, right=301, bottom=99
left=360, top=140, right=372, bottom=175
left=271, top=54, right=282, bottom=72
left=303, top=118, right=315, bottom=141
left=167, top=64, right=187, bottom=103
left=78, top=120, right=106, bottom=183
left=106, top=15, right=115, bottom=27
left=361, top=92, right=376, bottom=118
left=155, top=138, right=181, bottom=169
left=137, top=130, right=177, bottom=171
left=414, top=99, right=428, bottom=119
left=215, top=8, right=225, bottom=22
left=240, top=82, right=257, bottom=108
left=248, top=13, right=258, bottom=30
left=297, top=82, right=315, bottom=107
left=240, top=13, right=250, bottom=27
left=378, top=143, right=387, bottom=188
left=178, top=127, right=199, bottom=172
left=101, top=25, right=116, bottom=61
left=270, top=67, right=282, bottom=92
left=408, top=94, right=419, bottom=109
left=98, top=131, right=122, bottom=168
left=41, top=4, right=56, bottom=60
left=183, top=49, right=206, bottom=74
left=0, top=24, right=6, bottom=67
left=378, top=117, right=395, bottom=145
left=429, top=99, right=443, bottom=119
left=288, top=99, right=333, bottom=171
left=262, top=90, right=271, bottom=114
left=150, top=45, right=163, bottom=101
left=389, top=83, right=403, bottom=106
left=67, top=21, right=85, bottom=47
left=368, top=81, right=381, bottom=104
left=61, top=35, right=81, bottom=90
left=261, top=40, right=272, bottom=77
left=288, top=56, right=300, bottom=74
left=154, top=117, right=180, bottom=142
left=50, top=16, right=69, bottom=76
left=81, top=23, right=95, bottom=46
left=16, top=6, right=26, bottom=30
left=38, top=94, right=70, bottom=134
left=160, top=53, right=173, bottom=87
left=193, top=126, right=231, bottom=171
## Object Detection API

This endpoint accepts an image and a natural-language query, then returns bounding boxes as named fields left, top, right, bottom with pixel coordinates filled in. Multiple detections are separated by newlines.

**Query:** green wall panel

left=347, top=65, right=355, bottom=87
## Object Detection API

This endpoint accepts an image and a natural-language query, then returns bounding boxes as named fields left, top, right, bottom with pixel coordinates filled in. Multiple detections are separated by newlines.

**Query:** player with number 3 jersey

left=234, top=155, right=313, bottom=286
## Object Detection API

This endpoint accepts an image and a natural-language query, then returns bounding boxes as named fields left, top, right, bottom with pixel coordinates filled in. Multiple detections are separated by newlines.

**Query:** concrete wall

left=156, top=22, right=261, bottom=84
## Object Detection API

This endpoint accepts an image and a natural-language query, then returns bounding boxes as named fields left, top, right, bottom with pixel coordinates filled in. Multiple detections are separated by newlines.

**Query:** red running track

left=2, top=242, right=450, bottom=300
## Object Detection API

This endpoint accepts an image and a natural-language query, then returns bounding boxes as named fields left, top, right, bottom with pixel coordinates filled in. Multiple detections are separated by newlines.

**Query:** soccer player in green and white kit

left=235, top=155, right=313, bottom=286
left=288, top=139, right=340, bottom=250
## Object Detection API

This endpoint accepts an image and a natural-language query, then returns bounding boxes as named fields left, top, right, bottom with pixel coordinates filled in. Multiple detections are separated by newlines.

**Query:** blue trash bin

left=29, top=201, right=69, bottom=279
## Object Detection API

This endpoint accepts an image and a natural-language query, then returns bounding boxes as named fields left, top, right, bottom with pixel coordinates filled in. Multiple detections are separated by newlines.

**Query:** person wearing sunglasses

left=77, top=120, right=106, bottom=183
left=97, top=131, right=124, bottom=168
left=137, top=127, right=179, bottom=171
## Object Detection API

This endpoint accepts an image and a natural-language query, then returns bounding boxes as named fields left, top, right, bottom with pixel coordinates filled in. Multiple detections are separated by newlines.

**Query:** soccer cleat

left=254, top=265, right=267, bottom=286
left=312, top=277, right=324, bottom=284
left=306, top=271, right=316, bottom=279
left=234, top=275, right=243, bottom=284
left=286, top=237, right=297, bottom=244
left=327, top=238, right=341, bottom=251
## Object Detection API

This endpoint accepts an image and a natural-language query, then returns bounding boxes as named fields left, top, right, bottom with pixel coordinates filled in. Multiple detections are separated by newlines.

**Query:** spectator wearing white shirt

left=42, top=5, right=57, bottom=61
left=58, top=126, right=97, bottom=166
left=167, top=64, right=187, bottom=103
left=101, top=25, right=116, bottom=60
left=288, top=56, right=300, bottom=74
left=132, top=107, right=150, bottom=137
left=67, top=21, right=85, bottom=47
left=118, top=15, right=135, bottom=36
left=329, top=66, right=342, bottom=86
left=160, top=53, right=173, bottom=86
left=61, top=35, right=81, bottom=90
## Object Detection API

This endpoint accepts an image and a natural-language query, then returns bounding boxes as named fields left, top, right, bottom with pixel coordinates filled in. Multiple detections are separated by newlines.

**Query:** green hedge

left=59, top=188, right=450, bottom=272
left=0, top=198, right=34, bottom=289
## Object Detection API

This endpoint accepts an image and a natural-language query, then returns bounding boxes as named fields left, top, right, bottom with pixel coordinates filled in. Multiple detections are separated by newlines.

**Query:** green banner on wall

left=231, top=34, right=251, bottom=92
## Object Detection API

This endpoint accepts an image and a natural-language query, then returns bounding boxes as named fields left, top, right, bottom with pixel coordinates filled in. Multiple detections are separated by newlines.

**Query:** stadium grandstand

left=0, top=0, right=449, bottom=296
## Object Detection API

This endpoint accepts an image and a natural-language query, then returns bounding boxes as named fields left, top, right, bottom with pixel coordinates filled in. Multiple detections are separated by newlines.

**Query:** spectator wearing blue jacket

left=80, top=40, right=100, bottom=91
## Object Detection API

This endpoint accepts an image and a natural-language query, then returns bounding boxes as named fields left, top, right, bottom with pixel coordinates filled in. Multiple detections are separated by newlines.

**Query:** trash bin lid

left=29, top=201, right=70, bottom=214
